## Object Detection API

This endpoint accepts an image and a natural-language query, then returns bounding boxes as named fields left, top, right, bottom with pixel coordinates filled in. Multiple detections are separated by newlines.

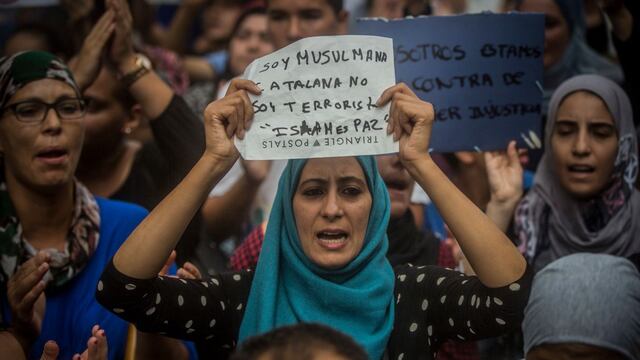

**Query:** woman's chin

left=310, top=252, right=355, bottom=270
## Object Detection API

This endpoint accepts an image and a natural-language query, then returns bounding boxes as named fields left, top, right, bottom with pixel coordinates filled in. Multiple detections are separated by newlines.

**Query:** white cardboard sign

left=235, top=35, right=397, bottom=160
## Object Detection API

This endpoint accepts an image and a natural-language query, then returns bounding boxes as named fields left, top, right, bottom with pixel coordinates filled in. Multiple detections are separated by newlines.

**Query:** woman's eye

left=591, top=125, right=615, bottom=138
left=554, top=124, right=574, bottom=136
left=16, top=105, right=41, bottom=117
left=302, top=188, right=323, bottom=197
left=342, top=187, right=362, bottom=196
left=59, top=103, right=80, bottom=114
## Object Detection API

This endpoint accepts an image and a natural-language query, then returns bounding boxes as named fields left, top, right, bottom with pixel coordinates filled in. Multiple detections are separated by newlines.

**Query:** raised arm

left=378, top=83, right=526, bottom=287
left=107, top=0, right=173, bottom=120
left=158, top=0, right=207, bottom=54
left=201, top=159, right=271, bottom=241
left=112, top=79, right=260, bottom=279
left=484, top=141, right=524, bottom=232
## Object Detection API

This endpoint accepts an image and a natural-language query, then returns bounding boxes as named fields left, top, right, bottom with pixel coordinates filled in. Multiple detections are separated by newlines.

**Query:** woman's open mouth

left=567, top=164, right=596, bottom=180
left=35, top=148, right=69, bottom=165
left=316, top=230, right=349, bottom=250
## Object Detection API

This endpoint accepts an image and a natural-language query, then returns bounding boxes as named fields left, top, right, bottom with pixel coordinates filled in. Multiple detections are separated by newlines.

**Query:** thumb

left=41, top=340, right=59, bottom=360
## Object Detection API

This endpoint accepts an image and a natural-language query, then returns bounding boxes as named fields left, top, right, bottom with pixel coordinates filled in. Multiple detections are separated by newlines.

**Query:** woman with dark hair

left=184, top=7, right=274, bottom=120
left=97, top=79, right=532, bottom=359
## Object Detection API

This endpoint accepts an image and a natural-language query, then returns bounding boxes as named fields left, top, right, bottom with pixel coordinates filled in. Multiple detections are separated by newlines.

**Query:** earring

left=124, top=127, right=132, bottom=134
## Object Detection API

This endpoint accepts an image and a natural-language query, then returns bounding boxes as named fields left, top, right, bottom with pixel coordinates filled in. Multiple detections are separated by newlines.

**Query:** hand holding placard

left=236, top=35, right=397, bottom=160
left=203, top=79, right=261, bottom=168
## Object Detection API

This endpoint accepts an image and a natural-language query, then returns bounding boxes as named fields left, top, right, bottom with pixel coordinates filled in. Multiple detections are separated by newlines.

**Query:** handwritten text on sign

left=236, top=35, right=397, bottom=160
left=354, top=13, right=545, bottom=152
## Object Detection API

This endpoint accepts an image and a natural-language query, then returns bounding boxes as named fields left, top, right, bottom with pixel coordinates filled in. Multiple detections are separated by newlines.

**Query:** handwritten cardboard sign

left=354, top=13, right=544, bottom=152
left=236, top=35, right=397, bottom=160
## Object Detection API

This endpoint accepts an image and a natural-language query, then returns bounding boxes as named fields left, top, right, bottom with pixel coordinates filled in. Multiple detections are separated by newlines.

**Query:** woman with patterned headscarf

left=0, top=50, right=149, bottom=359
left=516, top=74, right=639, bottom=270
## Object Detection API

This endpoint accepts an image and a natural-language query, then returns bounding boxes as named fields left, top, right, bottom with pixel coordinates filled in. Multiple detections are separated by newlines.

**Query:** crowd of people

left=0, top=0, right=638, bottom=359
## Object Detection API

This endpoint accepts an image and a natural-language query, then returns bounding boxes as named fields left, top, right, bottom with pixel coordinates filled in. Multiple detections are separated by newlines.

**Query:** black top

left=387, top=210, right=440, bottom=267
left=97, top=260, right=532, bottom=360
left=110, top=96, right=214, bottom=266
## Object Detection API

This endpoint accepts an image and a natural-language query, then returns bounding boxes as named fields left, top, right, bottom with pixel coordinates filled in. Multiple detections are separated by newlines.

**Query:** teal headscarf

left=239, top=156, right=395, bottom=360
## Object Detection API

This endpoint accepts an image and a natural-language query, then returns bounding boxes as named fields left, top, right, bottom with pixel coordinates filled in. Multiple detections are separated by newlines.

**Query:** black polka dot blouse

left=97, top=261, right=532, bottom=360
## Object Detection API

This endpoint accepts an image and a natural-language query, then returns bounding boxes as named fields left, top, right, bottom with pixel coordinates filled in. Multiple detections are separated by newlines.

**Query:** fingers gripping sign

left=377, top=83, right=435, bottom=164
left=204, top=79, right=261, bottom=165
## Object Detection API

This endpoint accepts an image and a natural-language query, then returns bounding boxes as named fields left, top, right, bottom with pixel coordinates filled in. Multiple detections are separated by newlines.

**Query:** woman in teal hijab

left=97, top=81, right=532, bottom=359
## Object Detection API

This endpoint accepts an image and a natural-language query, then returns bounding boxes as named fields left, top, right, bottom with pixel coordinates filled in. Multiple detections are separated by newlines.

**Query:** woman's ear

left=122, top=104, right=142, bottom=135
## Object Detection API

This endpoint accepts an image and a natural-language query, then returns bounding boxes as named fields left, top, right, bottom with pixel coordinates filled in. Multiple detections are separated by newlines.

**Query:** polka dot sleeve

left=388, top=264, right=533, bottom=359
left=96, top=260, right=253, bottom=350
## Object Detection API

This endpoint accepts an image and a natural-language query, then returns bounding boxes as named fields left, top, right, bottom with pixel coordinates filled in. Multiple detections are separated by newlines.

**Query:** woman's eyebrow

left=337, top=176, right=367, bottom=186
left=587, top=121, right=615, bottom=127
left=298, top=178, right=328, bottom=187
left=8, top=94, right=76, bottom=104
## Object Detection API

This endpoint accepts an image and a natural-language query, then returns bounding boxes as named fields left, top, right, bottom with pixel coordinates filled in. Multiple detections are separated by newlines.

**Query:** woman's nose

left=572, top=130, right=591, bottom=156
left=321, top=191, right=343, bottom=219
left=41, top=107, right=63, bottom=135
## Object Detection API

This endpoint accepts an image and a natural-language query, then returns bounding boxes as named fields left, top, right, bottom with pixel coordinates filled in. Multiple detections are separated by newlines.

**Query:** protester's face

left=0, top=79, right=84, bottom=190
left=229, top=14, right=274, bottom=76
left=551, top=91, right=618, bottom=199
left=202, top=4, right=243, bottom=44
left=81, top=68, right=132, bottom=159
left=527, top=342, right=627, bottom=360
left=376, top=154, right=414, bottom=219
left=518, top=0, right=570, bottom=69
left=293, top=157, right=372, bottom=269
left=267, top=0, right=348, bottom=49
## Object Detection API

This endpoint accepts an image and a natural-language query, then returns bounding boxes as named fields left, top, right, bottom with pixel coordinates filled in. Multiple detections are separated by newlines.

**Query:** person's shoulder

left=393, top=264, right=463, bottom=287
left=96, top=197, right=148, bottom=224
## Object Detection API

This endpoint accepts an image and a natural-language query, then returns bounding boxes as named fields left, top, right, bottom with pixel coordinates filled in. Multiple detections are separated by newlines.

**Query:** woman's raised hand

left=106, top=0, right=134, bottom=67
left=68, top=9, right=115, bottom=91
left=484, top=141, right=524, bottom=232
left=203, top=79, right=261, bottom=165
left=377, top=83, right=435, bottom=166
left=484, top=141, right=524, bottom=207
